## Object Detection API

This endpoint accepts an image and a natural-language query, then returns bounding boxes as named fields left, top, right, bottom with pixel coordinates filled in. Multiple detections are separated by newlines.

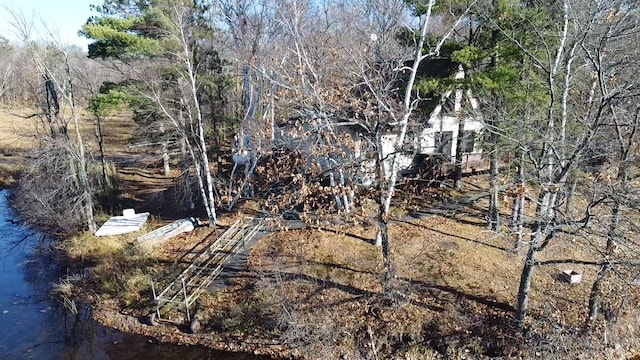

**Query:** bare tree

left=500, top=0, right=640, bottom=328
left=147, top=1, right=219, bottom=224
left=229, top=0, right=474, bottom=291
left=82, top=0, right=222, bottom=223
left=354, top=0, right=476, bottom=291
left=0, top=36, right=15, bottom=104
left=7, top=8, right=97, bottom=232
left=214, top=0, right=275, bottom=209
left=582, top=3, right=640, bottom=326
left=216, top=0, right=368, bottom=215
left=586, top=110, right=639, bottom=327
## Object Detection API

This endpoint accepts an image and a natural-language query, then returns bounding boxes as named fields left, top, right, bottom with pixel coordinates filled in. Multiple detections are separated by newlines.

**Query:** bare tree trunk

left=269, top=80, right=275, bottom=142
left=488, top=117, right=500, bottom=232
left=516, top=188, right=554, bottom=328
left=61, top=50, right=96, bottom=232
left=516, top=237, right=538, bottom=327
left=44, top=77, right=61, bottom=138
left=516, top=223, right=543, bottom=329
left=209, top=93, right=223, bottom=174
left=176, top=102, right=194, bottom=210
left=369, top=1, right=474, bottom=293
left=586, top=203, right=618, bottom=327
left=377, top=204, right=394, bottom=293
left=512, top=151, right=525, bottom=252
left=586, top=110, right=636, bottom=326
left=181, top=29, right=217, bottom=225
left=162, top=141, right=171, bottom=177
left=93, top=115, right=110, bottom=188
left=375, top=129, right=385, bottom=248
left=453, top=108, right=466, bottom=190
left=338, top=169, right=351, bottom=214
left=71, top=98, right=96, bottom=232
left=198, top=134, right=216, bottom=220
left=159, top=123, right=171, bottom=177
left=194, top=88, right=217, bottom=225
left=514, top=194, right=525, bottom=251
left=180, top=139, right=195, bottom=210
left=488, top=154, right=500, bottom=230
left=564, top=177, right=576, bottom=215
left=329, top=172, right=343, bottom=210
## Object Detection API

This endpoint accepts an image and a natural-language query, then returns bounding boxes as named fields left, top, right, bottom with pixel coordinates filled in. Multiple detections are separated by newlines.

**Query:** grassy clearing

left=5, top=106, right=638, bottom=358
left=180, top=191, right=640, bottom=359
left=60, top=217, right=167, bottom=310
left=0, top=108, right=40, bottom=152
left=69, top=169, right=638, bottom=359
left=0, top=107, right=137, bottom=187
left=0, top=109, right=40, bottom=186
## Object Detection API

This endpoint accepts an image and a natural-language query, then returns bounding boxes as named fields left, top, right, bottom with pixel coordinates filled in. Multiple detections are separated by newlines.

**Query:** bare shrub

left=13, top=140, right=100, bottom=236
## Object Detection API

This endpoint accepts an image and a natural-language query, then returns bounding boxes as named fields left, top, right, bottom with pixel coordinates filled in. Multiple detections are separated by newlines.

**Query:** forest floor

left=86, top=175, right=640, bottom=359
left=1, top=108, right=639, bottom=359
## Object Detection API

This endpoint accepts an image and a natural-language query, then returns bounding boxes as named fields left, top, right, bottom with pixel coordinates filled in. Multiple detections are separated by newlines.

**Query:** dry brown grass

left=180, top=180, right=640, bottom=359
left=0, top=107, right=140, bottom=187
left=200, top=216, right=512, bottom=358
left=7, top=102, right=632, bottom=358
left=0, top=108, right=40, bottom=151
left=0, top=108, right=41, bottom=186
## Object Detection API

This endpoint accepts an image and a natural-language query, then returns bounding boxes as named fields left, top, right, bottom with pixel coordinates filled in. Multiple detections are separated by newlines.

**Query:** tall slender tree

left=8, top=9, right=97, bottom=233
left=82, top=0, right=226, bottom=223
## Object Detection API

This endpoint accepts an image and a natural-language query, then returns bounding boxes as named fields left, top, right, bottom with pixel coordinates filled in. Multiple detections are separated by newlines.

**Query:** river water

left=0, top=190, right=259, bottom=360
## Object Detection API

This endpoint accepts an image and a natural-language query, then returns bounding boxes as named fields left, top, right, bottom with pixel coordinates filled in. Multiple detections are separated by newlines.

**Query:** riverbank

left=2, top=109, right=639, bottom=359
left=5, top=147, right=640, bottom=359
left=5, top=174, right=640, bottom=360
left=0, top=189, right=255, bottom=359
left=0, top=109, right=276, bottom=359
left=75, top=192, right=640, bottom=359
left=79, top=215, right=290, bottom=359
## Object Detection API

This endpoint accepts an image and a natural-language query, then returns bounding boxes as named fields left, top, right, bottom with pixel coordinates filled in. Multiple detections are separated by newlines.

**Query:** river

left=0, top=190, right=260, bottom=360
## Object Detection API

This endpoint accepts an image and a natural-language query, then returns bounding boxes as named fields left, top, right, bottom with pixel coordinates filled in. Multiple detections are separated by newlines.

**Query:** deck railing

left=150, top=217, right=264, bottom=324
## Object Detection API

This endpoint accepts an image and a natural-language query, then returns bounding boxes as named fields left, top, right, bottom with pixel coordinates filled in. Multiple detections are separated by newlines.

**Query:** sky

left=0, top=0, right=99, bottom=51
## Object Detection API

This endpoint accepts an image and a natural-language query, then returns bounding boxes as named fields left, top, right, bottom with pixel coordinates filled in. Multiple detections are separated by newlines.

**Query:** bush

left=13, top=140, right=105, bottom=236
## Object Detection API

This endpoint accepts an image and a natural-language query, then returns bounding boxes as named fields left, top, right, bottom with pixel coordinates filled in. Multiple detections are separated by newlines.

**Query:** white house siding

left=351, top=113, right=484, bottom=186
left=381, top=134, right=415, bottom=177
left=416, top=115, right=484, bottom=160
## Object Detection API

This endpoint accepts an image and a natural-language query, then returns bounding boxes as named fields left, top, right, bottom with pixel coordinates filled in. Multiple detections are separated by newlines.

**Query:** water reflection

left=0, top=190, right=264, bottom=360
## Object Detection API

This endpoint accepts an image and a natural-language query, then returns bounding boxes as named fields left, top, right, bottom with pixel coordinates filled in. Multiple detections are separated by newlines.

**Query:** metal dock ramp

left=150, top=217, right=264, bottom=324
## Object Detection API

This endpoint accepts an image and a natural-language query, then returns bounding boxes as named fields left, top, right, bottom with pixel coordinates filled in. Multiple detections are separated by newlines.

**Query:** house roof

left=428, top=65, right=480, bottom=124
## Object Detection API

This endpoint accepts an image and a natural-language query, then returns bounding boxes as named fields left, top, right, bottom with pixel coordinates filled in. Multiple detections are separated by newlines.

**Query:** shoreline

left=91, top=299, right=291, bottom=359
left=0, top=161, right=285, bottom=359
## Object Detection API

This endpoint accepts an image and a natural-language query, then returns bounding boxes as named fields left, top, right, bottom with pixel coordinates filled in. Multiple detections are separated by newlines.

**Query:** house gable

left=416, top=65, right=483, bottom=161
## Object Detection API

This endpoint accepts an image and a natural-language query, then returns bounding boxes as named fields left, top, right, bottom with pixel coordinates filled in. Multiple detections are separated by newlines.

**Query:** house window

left=460, top=130, right=475, bottom=153
left=437, top=131, right=453, bottom=157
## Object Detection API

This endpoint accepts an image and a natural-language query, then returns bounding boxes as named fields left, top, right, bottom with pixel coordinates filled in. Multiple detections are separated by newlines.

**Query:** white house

left=268, top=67, right=485, bottom=188
left=373, top=65, right=485, bottom=183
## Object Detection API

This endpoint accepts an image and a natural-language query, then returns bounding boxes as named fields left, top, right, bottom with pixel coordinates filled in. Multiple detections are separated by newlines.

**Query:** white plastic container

left=562, top=270, right=582, bottom=284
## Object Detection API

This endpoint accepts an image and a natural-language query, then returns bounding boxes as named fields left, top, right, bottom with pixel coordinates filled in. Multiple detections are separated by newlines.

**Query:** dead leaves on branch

left=251, top=147, right=360, bottom=218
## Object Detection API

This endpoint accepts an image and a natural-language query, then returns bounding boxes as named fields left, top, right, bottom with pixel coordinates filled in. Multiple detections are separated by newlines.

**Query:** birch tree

left=7, top=9, right=97, bottom=233
left=82, top=0, right=222, bottom=223
left=497, top=0, right=640, bottom=328
left=354, top=0, right=476, bottom=291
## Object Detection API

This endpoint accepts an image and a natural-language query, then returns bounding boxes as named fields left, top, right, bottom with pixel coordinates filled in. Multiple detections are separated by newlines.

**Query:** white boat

left=94, top=210, right=150, bottom=237
left=137, top=218, right=199, bottom=250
